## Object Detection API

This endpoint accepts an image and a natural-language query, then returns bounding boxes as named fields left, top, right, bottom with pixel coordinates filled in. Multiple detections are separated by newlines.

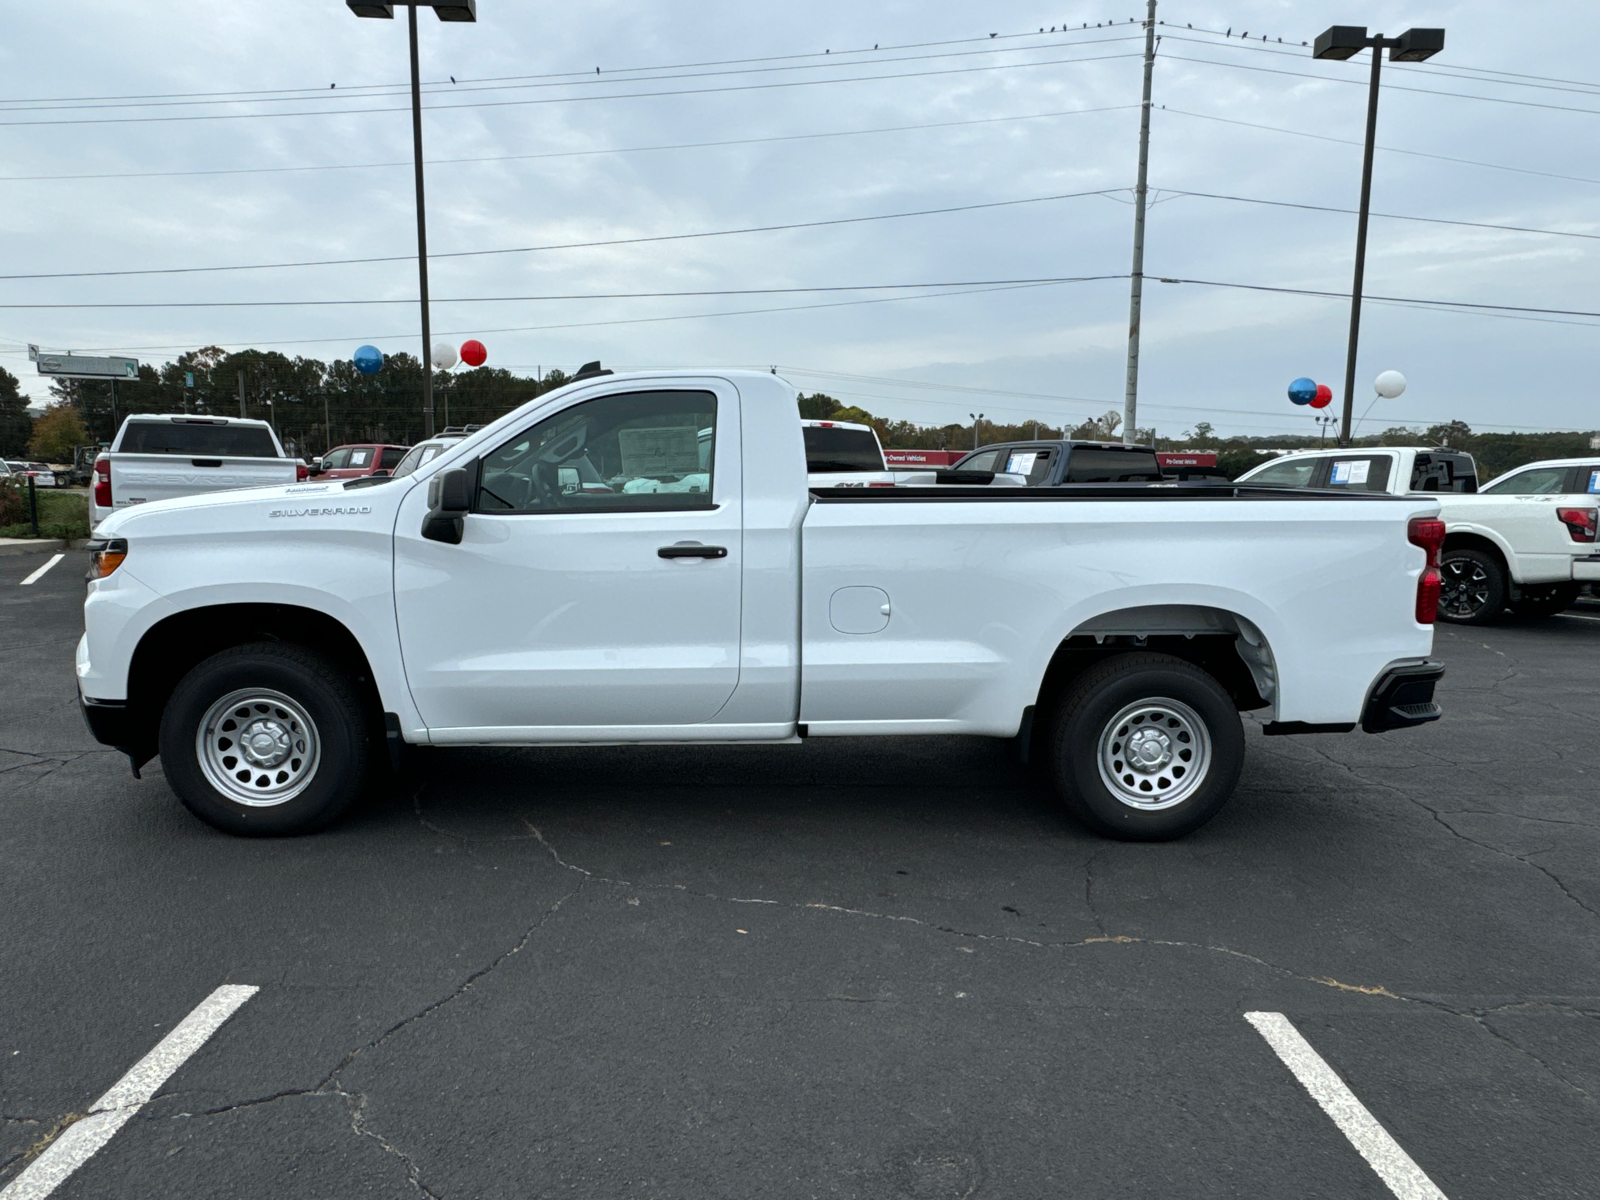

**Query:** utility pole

left=323, top=393, right=331, bottom=451
left=238, top=371, right=246, bottom=419
left=407, top=5, right=437, bottom=439
left=1122, top=0, right=1157, bottom=445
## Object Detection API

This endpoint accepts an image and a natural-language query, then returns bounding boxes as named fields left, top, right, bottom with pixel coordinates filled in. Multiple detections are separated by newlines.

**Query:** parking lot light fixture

left=1312, top=23, right=1444, bottom=445
left=346, top=1, right=478, bottom=438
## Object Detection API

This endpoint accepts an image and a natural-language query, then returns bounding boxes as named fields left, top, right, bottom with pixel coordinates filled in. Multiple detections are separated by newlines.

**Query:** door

left=1474, top=464, right=1586, bottom=578
left=393, top=384, right=743, bottom=735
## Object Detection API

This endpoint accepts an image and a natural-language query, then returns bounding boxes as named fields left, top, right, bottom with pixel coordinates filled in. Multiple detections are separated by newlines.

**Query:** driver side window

left=477, top=390, right=717, bottom=514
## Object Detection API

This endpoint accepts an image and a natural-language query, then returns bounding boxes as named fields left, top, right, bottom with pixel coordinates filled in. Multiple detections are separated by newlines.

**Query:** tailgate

left=109, top=454, right=295, bottom=508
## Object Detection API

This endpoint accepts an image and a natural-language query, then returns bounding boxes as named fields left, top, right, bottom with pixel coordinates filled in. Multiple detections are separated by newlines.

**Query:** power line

left=19, top=280, right=1077, bottom=355
left=1159, top=51, right=1600, bottom=118
left=0, top=49, right=1146, bottom=129
left=1158, top=189, right=1600, bottom=243
left=1152, top=276, right=1600, bottom=320
left=0, top=33, right=1142, bottom=115
left=0, top=105, right=1136, bottom=185
left=1157, top=23, right=1600, bottom=94
left=0, top=188, right=1126, bottom=281
left=1161, top=107, right=1600, bottom=188
left=0, top=275, right=1130, bottom=311
left=0, top=22, right=1134, bottom=106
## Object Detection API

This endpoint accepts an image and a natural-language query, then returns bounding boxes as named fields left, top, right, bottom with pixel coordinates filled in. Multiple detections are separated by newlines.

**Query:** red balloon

left=1310, top=383, right=1333, bottom=409
left=459, top=339, right=487, bottom=367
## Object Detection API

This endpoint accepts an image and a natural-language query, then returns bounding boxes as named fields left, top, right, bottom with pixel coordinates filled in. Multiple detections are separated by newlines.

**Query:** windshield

left=118, top=421, right=279, bottom=457
left=804, top=426, right=883, bottom=473
left=390, top=439, right=458, bottom=480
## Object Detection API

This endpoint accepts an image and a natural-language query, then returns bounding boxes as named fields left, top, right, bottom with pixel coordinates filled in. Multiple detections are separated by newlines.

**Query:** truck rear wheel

left=1438, top=548, right=1506, bottom=624
left=158, top=643, right=370, bottom=836
left=1046, top=653, right=1244, bottom=841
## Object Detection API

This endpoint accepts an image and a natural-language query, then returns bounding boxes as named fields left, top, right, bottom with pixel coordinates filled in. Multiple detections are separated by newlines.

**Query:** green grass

left=0, top=489, right=90, bottom=540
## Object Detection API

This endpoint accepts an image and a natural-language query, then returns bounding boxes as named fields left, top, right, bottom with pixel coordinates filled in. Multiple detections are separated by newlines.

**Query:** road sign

left=34, top=352, right=139, bottom=380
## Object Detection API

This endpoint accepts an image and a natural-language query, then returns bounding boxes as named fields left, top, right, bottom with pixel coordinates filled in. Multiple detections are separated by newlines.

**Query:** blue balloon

left=353, top=344, right=384, bottom=375
left=1287, top=376, right=1317, bottom=406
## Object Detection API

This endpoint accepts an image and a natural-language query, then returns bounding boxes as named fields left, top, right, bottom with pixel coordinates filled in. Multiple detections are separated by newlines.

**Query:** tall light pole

left=1122, top=0, right=1157, bottom=445
left=347, top=1, right=477, bottom=439
left=1312, top=24, right=1444, bottom=445
left=970, top=412, right=985, bottom=450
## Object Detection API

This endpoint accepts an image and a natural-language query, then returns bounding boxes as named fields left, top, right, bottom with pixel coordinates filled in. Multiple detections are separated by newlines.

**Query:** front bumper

left=1360, top=660, right=1445, bottom=733
left=79, top=691, right=154, bottom=773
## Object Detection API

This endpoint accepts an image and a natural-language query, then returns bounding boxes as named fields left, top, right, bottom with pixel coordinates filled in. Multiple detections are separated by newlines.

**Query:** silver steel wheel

left=1096, top=697, right=1211, bottom=811
left=196, top=688, right=321, bottom=808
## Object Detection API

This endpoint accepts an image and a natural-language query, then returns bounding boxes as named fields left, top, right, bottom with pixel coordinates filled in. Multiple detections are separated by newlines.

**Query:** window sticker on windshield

left=1331, top=460, right=1370, bottom=485
left=618, top=426, right=701, bottom=476
left=1005, top=451, right=1038, bottom=475
left=1589, top=468, right=1600, bottom=493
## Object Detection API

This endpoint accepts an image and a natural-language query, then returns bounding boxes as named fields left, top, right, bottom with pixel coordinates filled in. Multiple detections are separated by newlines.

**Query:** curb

left=0, top=538, right=70, bottom=557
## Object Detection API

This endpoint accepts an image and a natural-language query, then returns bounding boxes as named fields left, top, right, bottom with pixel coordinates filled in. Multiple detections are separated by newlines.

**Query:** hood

left=95, top=478, right=410, bottom=538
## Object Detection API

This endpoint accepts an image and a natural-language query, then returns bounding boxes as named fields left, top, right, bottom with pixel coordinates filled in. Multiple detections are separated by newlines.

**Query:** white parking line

left=1245, top=1012, right=1448, bottom=1200
left=0, top=985, right=257, bottom=1200
left=18, top=555, right=64, bottom=587
left=1556, top=612, right=1600, bottom=624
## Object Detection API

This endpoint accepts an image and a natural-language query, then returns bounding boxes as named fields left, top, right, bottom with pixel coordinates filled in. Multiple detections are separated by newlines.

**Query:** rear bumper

left=1573, top=554, right=1600, bottom=582
left=1360, top=660, right=1445, bottom=733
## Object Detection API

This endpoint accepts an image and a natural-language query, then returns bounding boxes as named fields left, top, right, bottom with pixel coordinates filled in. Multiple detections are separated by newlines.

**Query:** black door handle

left=658, top=544, right=728, bottom=559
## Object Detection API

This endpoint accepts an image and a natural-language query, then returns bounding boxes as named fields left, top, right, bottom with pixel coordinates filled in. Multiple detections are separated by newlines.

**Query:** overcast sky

left=2, top=1, right=1596, bottom=439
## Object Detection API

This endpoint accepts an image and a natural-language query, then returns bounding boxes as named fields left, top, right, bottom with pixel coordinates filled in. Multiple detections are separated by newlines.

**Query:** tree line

left=4, top=354, right=1594, bottom=484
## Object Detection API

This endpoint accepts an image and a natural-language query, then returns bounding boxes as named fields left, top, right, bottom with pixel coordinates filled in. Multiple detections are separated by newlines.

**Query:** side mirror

left=422, top=466, right=471, bottom=544
left=308, top=460, right=324, bottom=476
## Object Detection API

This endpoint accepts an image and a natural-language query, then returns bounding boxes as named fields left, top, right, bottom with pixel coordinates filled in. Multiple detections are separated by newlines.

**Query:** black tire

left=1045, top=652, right=1244, bottom=841
left=1508, top=582, right=1580, bottom=619
left=1438, top=548, right=1506, bottom=624
left=158, top=642, right=371, bottom=836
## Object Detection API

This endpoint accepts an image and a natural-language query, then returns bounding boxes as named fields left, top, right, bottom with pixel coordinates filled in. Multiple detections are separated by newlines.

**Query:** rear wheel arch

left=1442, top=530, right=1509, bottom=573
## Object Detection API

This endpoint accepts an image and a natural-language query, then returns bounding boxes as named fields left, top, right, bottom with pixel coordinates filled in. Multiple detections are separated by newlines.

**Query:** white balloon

left=1373, top=370, right=1407, bottom=399
left=432, top=342, right=459, bottom=370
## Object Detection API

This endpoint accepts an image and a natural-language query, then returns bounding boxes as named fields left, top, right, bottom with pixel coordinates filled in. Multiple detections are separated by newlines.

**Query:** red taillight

left=1416, top=569, right=1441, bottom=624
left=296, top=462, right=309, bottom=482
left=93, top=457, right=112, bottom=508
left=1408, top=516, right=1445, bottom=625
left=867, top=481, right=895, bottom=487
left=1556, top=507, right=1598, bottom=543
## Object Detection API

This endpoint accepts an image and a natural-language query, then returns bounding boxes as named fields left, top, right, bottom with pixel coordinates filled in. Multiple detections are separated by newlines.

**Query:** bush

left=0, top=487, right=88, bottom=540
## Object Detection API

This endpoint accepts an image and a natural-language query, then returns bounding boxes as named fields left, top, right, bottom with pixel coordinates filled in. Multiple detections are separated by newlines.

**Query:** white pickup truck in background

left=89, top=414, right=305, bottom=531
left=80, top=370, right=1446, bottom=842
left=1236, top=446, right=1600, bottom=622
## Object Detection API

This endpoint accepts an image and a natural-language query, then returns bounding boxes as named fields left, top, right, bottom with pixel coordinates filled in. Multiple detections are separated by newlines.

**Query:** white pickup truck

left=79, top=371, right=1447, bottom=841
left=90, top=414, right=306, bottom=531
left=1236, top=446, right=1600, bottom=622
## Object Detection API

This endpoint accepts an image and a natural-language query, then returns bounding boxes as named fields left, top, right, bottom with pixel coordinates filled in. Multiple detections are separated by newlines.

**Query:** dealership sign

left=29, top=345, right=139, bottom=380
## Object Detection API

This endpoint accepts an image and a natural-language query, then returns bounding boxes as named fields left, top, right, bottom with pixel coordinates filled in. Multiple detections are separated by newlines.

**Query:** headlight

left=86, top=538, right=128, bottom=580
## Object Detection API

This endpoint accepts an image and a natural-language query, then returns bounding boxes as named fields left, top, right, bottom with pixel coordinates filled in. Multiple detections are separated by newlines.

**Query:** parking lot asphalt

left=2, top=550, right=1597, bottom=1199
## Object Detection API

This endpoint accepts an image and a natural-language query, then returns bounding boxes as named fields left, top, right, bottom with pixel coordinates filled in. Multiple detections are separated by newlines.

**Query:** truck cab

left=953, top=440, right=1165, bottom=485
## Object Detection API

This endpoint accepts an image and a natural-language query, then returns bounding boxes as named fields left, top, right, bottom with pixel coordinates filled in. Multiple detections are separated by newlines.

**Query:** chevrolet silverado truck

left=79, top=371, right=1447, bottom=841
left=90, top=414, right=305, bottom=531
left=1236, top=447, right=1600, bottom=622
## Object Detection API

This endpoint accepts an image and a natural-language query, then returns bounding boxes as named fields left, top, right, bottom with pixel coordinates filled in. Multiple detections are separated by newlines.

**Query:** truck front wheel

left=158, top=643, right=371, bottom=836
left=1046, top=653, right=1244, bottom=841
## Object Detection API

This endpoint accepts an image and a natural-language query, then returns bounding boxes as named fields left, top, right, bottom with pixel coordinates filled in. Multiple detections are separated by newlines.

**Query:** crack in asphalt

left=154, top=806, right=585, bottom=1198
